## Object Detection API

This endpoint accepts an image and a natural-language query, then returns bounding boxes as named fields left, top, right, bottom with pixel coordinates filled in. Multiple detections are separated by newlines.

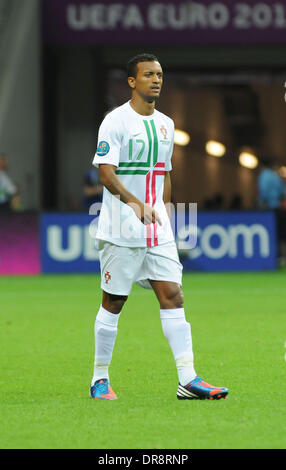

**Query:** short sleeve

left=165, top=120, right=174, bottom=172
left=92, top=113, right=122, bottom=168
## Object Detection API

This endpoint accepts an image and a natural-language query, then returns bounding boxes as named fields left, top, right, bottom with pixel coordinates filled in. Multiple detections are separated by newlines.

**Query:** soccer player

left=90, top=53, right=229, bottom=401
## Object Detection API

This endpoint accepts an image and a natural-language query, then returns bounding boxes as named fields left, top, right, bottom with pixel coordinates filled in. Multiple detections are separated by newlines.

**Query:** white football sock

left=160, top=308, right=196, bottom=386
left=92, top=305, right=120, bottom=386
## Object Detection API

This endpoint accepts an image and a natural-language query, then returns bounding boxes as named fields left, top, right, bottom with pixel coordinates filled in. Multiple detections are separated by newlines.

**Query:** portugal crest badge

left=160, top=125, right=168, bottom=140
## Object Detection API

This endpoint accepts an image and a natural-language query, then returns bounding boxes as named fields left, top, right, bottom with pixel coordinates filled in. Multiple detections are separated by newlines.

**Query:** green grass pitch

left=0, top=270, right=285, bottom=449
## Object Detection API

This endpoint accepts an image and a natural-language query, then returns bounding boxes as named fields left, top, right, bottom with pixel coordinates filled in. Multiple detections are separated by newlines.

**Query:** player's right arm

left=93, top=112, right=161, bottom=226
left=98, top=164, right=161, bottom=226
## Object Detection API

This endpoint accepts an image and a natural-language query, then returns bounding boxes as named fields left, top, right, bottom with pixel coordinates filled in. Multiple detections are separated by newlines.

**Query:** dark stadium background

left=1, top=0, right=285, bottom=275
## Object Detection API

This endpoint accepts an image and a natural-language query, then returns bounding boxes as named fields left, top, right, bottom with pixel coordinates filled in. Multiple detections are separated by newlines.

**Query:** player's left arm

left=163, top=171, right=172, bottom=219
left=163, top=119, right=174, bottom=219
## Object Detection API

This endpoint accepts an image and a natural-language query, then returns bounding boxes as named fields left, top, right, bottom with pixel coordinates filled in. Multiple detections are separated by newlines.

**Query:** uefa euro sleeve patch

left=96, top=141, right=110, bottom=156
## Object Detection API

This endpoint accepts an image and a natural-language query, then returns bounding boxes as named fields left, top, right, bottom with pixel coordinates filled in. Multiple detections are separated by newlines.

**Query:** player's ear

left=128, top=77, right=136, bottom=89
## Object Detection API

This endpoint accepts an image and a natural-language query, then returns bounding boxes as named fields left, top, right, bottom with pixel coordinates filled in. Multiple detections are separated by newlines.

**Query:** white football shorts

left=97, top=240, right=183, bottom=296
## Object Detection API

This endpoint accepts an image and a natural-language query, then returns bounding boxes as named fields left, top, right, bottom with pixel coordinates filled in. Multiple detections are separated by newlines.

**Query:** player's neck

left=129, top=95, right=155, bottom=116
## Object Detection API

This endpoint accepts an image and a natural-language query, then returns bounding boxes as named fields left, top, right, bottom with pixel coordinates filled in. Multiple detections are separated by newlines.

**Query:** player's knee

left=102, top=292, right=128, bottom=314
left=171, top=289, right=184, bottom=309
left=161, top=286, right=184, bottom=309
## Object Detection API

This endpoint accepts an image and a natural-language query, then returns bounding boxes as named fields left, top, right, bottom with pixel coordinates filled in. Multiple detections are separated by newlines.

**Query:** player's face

left=130, top=61, right=163, bottom=102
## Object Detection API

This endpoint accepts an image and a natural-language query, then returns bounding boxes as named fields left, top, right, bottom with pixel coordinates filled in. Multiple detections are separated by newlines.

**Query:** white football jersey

left=92, top=101, right=175, bottom=247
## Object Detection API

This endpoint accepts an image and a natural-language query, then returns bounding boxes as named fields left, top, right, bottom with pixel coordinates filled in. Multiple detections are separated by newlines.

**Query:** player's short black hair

left=127, top=53, right=159, bottom=78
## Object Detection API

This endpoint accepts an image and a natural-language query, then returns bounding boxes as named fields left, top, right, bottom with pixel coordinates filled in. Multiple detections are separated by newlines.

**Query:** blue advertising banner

left=175, top=210, right=277, bottom=271
left=41, top=211, right=277, bottom=273
left=41, top=213, right=100, bottom=273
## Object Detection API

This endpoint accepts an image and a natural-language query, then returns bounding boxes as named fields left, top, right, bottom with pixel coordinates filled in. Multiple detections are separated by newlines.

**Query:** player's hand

left=128, top=202, right=162, bottom=226
left=143, top=204, right=162, bottom=226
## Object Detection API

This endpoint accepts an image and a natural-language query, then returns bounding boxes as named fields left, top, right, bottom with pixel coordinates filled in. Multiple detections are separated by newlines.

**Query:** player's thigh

left=143, top=241, right=183, bottom=286
left=144, top=241, right=184, bottom=308
left=98, top=240, right=146, bottom=296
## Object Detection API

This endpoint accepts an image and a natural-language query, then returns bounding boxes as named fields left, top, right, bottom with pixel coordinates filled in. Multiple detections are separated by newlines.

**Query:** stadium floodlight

left=174, top=129, right=191, bottom=146
left=239, top=151, right=258, bottom=169
left=279, top=166, right=286, bottom=178
left=205, top=140, right=226, bottom=157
